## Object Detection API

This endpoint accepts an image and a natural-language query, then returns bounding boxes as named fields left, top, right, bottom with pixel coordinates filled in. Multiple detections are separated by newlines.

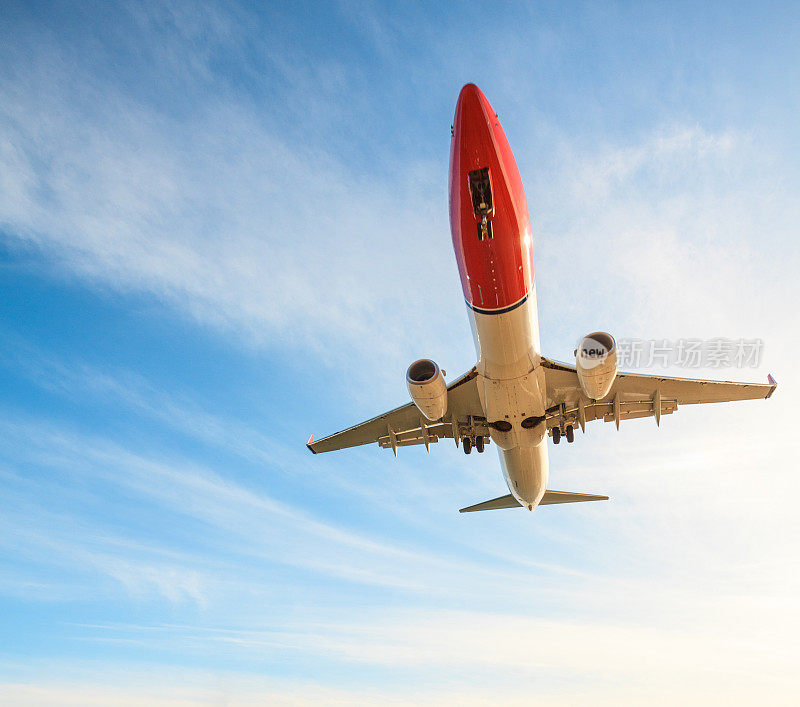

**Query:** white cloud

left=0, top=411, right=571, bottom=603
left=0, top=38, right=463, bottom=386
left=4, top=601, right=798, bottom=705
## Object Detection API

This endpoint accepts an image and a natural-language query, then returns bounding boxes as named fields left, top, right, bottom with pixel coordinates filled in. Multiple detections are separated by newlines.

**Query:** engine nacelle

left=406, top=359, right=448, bottom=421
left=575, top=332, right=617, bottom=400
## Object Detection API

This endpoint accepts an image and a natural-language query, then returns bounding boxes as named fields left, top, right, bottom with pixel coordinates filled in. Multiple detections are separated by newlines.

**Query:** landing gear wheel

left=475, top=436, right=485, bottom=453
left=552, top=427, right=561, bottom=445
left=463, top=437, right=472, bottom=454
left=566, top=425, right=574, bottom=443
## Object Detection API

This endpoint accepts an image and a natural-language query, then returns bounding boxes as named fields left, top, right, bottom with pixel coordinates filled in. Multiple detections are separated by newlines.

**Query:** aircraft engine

left=406, top=359, right=448, bottom=421
left=575, top=332, right=617, bottom=400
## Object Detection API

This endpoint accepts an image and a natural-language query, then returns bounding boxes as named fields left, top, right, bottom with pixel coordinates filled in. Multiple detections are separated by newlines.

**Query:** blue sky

left=1, top=0, right=799, bottom=703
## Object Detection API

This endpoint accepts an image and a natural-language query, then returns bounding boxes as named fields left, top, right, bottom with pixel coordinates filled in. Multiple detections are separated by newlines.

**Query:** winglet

left=766, top=374, right=777, bottom=399
left=307, top=434, right=317, bottom=454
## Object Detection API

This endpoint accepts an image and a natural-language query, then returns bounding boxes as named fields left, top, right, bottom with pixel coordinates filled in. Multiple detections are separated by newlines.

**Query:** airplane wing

left=540, top=356, right=777, bottom=432
left=307, top=367, right=485, bottom=455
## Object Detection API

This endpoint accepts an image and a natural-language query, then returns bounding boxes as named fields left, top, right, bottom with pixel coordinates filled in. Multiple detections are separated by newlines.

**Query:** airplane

left=307, top=83, right=777, bottom=513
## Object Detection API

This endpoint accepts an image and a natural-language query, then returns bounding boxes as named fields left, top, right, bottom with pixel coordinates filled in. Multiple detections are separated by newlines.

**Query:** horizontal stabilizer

left=459, top=494, right=521, bottom=512
left=459, top=490, right=609, bottom=513
left=539, top=490, right=609, bottom=505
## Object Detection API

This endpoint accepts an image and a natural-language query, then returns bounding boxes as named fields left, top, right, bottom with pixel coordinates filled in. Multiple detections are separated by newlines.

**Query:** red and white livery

left=308, top=84, right=776, bottom=515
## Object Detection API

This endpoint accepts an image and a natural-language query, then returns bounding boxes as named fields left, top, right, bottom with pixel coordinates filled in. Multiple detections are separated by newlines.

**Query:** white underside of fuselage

left=468, top=287, right=549, bottom=510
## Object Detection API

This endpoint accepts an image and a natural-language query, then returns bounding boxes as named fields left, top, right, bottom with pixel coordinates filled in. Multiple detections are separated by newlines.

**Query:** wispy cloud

left=5, top=600, right=798, bottom=705
left=531, top=121, right=799, bottom=352
left=0, top=24, right=461, bottom=382
left=0, top=410, right=579, bottom=603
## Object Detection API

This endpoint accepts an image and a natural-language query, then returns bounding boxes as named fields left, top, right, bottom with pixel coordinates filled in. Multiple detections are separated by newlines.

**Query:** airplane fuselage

left=449, top=83, right=548, bottom=511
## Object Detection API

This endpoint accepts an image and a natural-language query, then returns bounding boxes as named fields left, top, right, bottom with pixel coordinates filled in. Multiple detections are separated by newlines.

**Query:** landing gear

left=475, top=436, right=485, bottom=453
left=552, top=427, right=561, bottom=445
left=566, top=425, right=574, bottom=443
left=463, top=437, right=472, bottom=454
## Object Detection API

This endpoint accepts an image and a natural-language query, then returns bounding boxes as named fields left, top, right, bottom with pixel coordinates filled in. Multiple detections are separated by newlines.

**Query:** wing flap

left=376, top=422, right=492, bottom=450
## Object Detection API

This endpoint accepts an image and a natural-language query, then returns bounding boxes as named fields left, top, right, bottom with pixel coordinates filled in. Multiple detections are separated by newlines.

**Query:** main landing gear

left=462, top=436, right=487, bottom=454
left=552, top=425, right=575, bottom=445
